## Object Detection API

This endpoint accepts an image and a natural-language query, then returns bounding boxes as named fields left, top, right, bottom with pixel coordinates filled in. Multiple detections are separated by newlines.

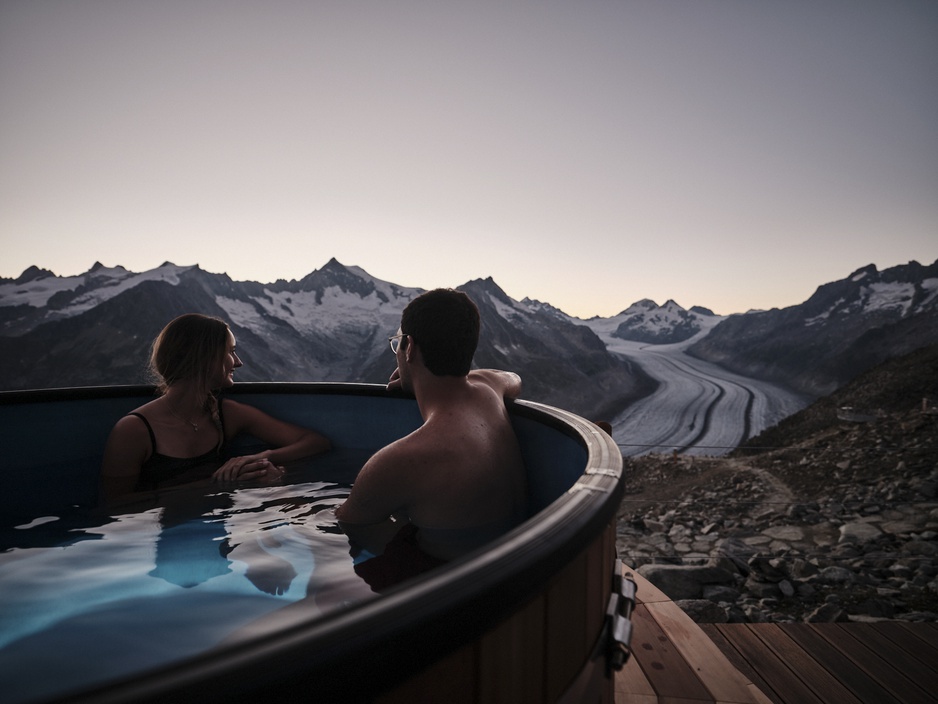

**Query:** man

left=335, top=289, right=527, bottom=589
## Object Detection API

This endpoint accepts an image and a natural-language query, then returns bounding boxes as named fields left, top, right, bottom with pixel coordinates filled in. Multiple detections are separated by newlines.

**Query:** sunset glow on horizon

left=1, top=1, right=935, bottom=318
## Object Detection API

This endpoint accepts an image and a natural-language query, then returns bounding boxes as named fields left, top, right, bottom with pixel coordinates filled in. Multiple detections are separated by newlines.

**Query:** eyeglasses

left=388, top=333, right=405, bottom=354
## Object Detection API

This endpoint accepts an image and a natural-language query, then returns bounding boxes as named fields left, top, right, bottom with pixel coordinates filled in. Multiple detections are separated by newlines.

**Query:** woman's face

left=216, top=330, right=243, bottom=388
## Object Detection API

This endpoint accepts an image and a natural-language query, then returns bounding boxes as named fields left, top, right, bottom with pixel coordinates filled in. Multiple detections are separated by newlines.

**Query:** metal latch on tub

left=606, top=558, right=636, bottom=672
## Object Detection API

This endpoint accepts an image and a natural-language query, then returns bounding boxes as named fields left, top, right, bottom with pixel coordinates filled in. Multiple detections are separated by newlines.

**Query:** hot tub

left=0, top=383, right=627, bottom=703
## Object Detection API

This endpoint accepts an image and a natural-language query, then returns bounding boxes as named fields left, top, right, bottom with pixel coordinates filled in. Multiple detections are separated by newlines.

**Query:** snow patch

left=491, top=296, right=527, bottom=323
left=863, top=282, right=915, bottom=316
left=215, top=297, right=268, bottom=335
left=0, top=275, right=83, bottom=308
left=0, top=263, right=189, bottom=311
left=804, top=298, right=845, bottom=326
left=919, top=278, right=938, bottom=307
left=251, top=286, right=405, bottom=337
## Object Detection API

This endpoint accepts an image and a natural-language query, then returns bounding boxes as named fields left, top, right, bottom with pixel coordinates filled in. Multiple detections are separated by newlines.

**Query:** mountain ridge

left=0, top=259, right=654, bottom=418
left=687, top=258, right=938, bottom=397
left=2, top=258, right=936, bottom=424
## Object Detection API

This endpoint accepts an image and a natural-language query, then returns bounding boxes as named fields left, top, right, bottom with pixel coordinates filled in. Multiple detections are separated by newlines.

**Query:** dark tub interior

left=2, top=384, right=588, bottom=526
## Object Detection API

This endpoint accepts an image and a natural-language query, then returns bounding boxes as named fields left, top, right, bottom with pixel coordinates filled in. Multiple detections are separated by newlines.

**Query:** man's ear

left=404, top=336, right=419, bottom=363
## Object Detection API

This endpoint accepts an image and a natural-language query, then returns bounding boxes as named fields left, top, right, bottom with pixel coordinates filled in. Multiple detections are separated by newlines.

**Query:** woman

left=101, top=313, right=330, bottom=503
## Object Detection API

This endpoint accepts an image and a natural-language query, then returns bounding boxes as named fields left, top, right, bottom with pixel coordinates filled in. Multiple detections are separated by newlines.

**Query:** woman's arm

left=99, top=415, right=151, bottom=503
left=213, top=399, right=331, bottom=480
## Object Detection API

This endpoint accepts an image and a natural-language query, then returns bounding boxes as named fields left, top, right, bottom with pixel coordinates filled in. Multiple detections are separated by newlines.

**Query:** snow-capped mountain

left=2, top=257, right=936, bottom=406
left=573, top=299, right=723, bottom=346
left=0, top=259, right=652, bottom=418
left=687, top=259, right=938, bottom=396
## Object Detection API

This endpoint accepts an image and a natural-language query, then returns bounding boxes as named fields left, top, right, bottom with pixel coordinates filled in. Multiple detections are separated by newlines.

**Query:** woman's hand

left=212, top=455, right=286, bottom=483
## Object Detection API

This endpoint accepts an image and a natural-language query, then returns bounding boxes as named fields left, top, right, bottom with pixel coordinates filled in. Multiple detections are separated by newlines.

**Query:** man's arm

left=335, top=445, right=411, bottom=553
left=468, top=369, right=522, bottom=400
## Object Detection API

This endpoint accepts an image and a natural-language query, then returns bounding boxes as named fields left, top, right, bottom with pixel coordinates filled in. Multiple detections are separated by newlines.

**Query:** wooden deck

left=614, top=571, right=771, bottom=703
left=702, top=621, right=938, bottom=704
left=614, top=571, right=938, bottom=704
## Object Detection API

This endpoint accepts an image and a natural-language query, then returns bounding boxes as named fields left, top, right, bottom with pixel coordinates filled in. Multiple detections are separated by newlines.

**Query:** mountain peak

left=15, top=265, right=56, bottom=284
left=294, top=258, right=381, bottom=302
left=617, top=299, right=658, bottom=316
left=460, top=277, right=514, bottom=307
left=849, top=263, right=878, bottom=282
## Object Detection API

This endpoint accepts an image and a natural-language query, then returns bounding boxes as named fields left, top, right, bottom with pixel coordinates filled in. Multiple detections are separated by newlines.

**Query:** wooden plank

left=701, top=625, right=781, bottom=704
left=585, top=527, right=612, bottom=655
left=614, top=654, right=659, bottom=704
left=744, top=682, right=776, bottom=704
left=813, top=624, right=936, bottom=704
left=714, top=624, right=827, bottom=704
left=545, top=548, right=590, bottom=700
left=630, top=569, right=672, bottom=605
left=477, top=592, right=546, bottom=703
left=869, top=621, right=938, bottom=671
left=597, top=527, right=616, bottom=704
left=615, top=570, right=661, bottom=703
left=747, top=624, right=864, bottom=704
left=616, top=570, right=665, bottom=703
left=644, top=601, right=762, bottom=704
left=837, top=623, right=938, bottom=693
left=375, top=640, right=477, bottom=704
left=778, top=624, right=902, bottom=704
left=629, top=604, right=713, bottom=701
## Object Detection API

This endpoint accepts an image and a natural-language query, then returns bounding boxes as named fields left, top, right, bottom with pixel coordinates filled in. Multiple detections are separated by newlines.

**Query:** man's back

left=337, top=372, right=527, bottom=561
left=388, top=378, right=526, bottom=554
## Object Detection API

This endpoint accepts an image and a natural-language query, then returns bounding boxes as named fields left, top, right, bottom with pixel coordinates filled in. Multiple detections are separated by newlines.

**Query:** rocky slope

left=617, top=344, right=938, bottom=623
left=687, top=259, right=938, bottom=397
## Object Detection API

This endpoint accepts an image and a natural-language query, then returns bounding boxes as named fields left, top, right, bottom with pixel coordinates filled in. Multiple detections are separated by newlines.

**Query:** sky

left=1, top=1, right=936, bottom=318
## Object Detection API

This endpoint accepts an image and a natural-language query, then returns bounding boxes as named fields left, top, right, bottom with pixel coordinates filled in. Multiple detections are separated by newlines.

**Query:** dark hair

left=401, top=289, right=480, bottom=376
left=150, top=313, right=231, bottom=397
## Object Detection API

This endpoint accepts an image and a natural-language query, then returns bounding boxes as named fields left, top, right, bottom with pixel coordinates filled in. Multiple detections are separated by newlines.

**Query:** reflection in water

left=0, top=449, right=376, bottom=704
left=149, top=492, right=234, bottom=588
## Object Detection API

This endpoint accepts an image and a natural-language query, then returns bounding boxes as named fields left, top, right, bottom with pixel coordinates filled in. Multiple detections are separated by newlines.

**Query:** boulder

left=838, top=522, right=882, bottom=543
left=636, top=562, right=736, bottom=600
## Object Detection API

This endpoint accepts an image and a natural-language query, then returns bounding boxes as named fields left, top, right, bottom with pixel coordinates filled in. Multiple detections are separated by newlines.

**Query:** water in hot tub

left=0, top=448, right=378, bottom=703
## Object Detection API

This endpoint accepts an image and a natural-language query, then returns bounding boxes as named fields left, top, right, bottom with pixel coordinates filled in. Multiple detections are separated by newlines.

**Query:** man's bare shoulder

left=467, top=369, right=522, bottom=400
left=364, top=426, right=447, bottom=475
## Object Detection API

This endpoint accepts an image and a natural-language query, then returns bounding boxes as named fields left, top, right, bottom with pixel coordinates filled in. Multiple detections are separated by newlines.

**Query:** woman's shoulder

left=104, top=408, right=155, bottom=458
left=110, top=399, right=164, bottom=435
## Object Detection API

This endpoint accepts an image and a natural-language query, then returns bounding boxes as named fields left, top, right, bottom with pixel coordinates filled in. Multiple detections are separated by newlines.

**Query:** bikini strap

left=127, top=412, right=157, bottom=455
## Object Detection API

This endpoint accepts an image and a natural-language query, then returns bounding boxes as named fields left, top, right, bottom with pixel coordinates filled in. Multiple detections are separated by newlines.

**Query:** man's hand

left=386, top=367, right=403, bottom=392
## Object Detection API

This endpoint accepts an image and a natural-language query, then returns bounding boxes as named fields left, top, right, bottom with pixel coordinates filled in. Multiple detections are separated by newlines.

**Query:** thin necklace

left=168, top=404, right=201, bottom=431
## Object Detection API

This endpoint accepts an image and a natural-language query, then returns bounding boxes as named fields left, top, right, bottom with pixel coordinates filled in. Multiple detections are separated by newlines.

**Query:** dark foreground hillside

left=616, top=344, right=938, bottom=623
